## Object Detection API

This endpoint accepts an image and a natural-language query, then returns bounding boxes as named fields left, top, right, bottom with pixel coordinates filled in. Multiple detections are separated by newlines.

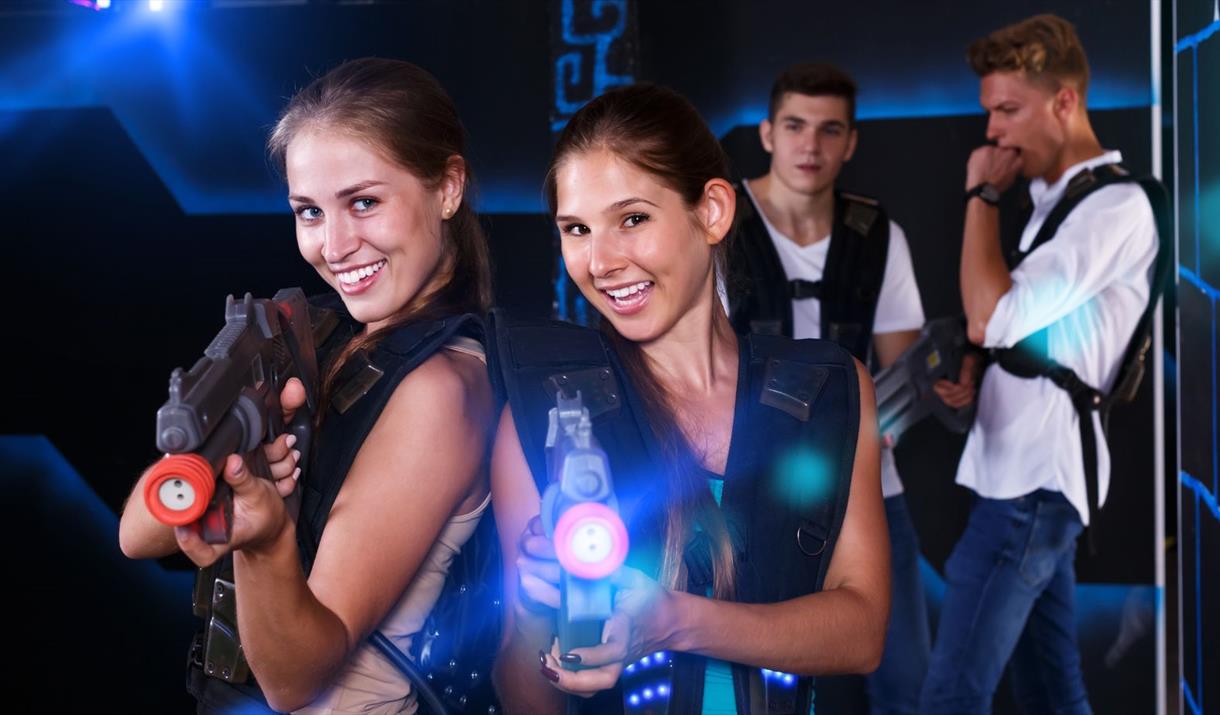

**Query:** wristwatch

left=964, top=183, right=1001, bottom=206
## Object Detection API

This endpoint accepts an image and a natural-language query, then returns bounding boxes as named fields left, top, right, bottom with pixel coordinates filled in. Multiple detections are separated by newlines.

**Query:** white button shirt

left=956, top=150, right=1158, bottom=525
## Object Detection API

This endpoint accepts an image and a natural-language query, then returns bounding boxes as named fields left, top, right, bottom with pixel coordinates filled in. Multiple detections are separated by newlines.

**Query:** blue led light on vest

left=761, top=668, right=798, bottom=687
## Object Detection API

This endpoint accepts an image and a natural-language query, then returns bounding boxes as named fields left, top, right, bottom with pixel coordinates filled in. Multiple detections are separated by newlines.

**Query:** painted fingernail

left=538, top=650, right=548, bottom=667
left=285, top=434, right=298, bottom=448
left=292, top=449, right=302, bottom=463
left=540, top=666, right=560, bottom=682
left=560, top=653, right=581, bottom=664
left=292, top=467, right=301, bottom=481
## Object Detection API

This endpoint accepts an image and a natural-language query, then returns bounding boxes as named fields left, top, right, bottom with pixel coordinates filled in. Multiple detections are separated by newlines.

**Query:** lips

left=599, top=280, right=654, bottom=316
left=334, top=259, right=386, bottom=295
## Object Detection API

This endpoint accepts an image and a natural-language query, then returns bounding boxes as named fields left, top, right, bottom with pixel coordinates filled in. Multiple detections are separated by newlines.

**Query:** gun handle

left=557, top=619, right=603, bottom=672
left=284, top=414, right=312, bottom=522
left=558, top=575, right=607, bottom=672
left=198, top=482, right=234, bottom=545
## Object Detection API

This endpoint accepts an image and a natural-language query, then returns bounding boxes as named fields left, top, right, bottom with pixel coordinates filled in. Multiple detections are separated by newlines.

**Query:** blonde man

left=920, top=15, right=1158, bottom=715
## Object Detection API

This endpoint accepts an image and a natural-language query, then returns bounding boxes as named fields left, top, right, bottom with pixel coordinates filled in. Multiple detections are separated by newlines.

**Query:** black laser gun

left=144, top=288, right=330, bottom=543
left=873, top=317, right=976, bottom=447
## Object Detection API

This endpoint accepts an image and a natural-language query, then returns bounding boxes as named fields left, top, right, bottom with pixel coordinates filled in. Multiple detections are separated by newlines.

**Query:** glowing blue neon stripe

left=1175, top=19, right=1220, bottom=52
left=1184, top=677, right=1202, bottom=715
left=1180, top=267, right=1220, bottom=301
left=704, top=96, right=1151, bottom=140
left=1197, top=494, right=1203, bottom=708
left=1181, top=473, right=1220, bottom=524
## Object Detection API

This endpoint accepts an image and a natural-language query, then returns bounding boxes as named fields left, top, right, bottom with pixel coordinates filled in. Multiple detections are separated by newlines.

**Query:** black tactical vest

left=490, top=311, right=860, bottom=715
left=727, top=183, right=890, bottom=364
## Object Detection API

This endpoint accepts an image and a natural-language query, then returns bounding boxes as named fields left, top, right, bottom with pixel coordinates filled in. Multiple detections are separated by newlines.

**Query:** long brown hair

left=268, top=58, right=492, bottom=413
left=545, top=84, right=736, bottom=599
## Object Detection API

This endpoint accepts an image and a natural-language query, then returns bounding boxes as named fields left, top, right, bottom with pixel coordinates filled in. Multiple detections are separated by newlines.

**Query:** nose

left=985, top=114, right=1003, bottom=143
left=321, top=214, right=360, bottom=264
left=803, top=127, right=819, bottom=154
left=587, top=232, right=625, bottom=279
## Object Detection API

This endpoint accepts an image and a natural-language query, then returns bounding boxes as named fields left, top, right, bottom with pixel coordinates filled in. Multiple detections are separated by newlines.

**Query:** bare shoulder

left=383, top=347, right=494, bottom=427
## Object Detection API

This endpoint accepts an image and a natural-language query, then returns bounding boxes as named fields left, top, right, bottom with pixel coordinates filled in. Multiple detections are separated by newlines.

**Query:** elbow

left=117, top=518, right=161, bottom=560
left=262, top=680, right=322, bottom=714
left=117, top=526, right=142, bottom=560
left=964, top=298, right=996, bottom=346
left=966, top=318, right=987, bottom=347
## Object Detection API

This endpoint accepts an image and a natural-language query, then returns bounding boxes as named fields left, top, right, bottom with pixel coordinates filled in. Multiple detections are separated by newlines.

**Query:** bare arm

left=872, top=329, right=920, bottom=370
left=178, top=353, right=493, bottom=712
left=961, top=146, right=1022, bottom=344
left=490, top=407, right=565, bottom=715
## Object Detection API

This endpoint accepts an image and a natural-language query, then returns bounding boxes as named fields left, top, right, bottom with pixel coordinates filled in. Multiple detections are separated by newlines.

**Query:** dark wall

left=1173, top=2, right=1220, bottom=713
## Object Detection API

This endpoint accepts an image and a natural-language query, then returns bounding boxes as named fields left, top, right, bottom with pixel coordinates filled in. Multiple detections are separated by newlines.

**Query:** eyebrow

left=288, top=180, right=386, bottom=204
left=555, top=196, right=659, bottom=224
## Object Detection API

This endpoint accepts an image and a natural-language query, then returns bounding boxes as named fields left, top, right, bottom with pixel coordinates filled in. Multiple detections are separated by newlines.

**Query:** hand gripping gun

left=143, top=288, right=326, bottom=543
left=873, top=317, right=976, bottom=447
left=540, top=391, right=629, bottom=670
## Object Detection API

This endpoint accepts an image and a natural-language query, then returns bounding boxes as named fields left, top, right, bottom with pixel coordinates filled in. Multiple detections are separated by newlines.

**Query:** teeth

left=337, top=260, right=386, bottom=285
left=606, top=281, right=651, bottom=299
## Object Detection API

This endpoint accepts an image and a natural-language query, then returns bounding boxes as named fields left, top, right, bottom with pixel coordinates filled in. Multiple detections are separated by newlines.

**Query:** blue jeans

left=919, top=491, right=1091, bottom=715
left=868, top=495, right=931, bottom=715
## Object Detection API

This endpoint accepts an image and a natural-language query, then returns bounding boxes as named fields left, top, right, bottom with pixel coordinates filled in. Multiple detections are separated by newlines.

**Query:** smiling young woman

left=119, top=58, right=497, bottom=714
left=490, top=84, right=889, bottom=715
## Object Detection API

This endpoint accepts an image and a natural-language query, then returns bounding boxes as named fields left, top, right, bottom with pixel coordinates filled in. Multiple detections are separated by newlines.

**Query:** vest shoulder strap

left=298, top=312, right=487, bottom=570
left=994, top=166, right=1172, bottom=529
left=727, top=181, right=792, bottom=337
left=822, top=191, right=891, bottom=362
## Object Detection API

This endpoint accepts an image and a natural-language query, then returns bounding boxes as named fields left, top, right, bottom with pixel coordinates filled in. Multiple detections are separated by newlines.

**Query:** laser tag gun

left=873, top=316, right=977, bottom=447
left=540, top=390, right=629, bottom=670
left=143, top=288, right=326, bottom=543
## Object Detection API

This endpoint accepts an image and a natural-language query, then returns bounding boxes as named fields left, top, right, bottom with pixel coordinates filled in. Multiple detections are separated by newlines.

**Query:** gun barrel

left=145, top=410, right=245, bottom=526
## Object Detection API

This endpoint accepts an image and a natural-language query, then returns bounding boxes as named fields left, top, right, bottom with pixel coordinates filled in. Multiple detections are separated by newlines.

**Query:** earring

left=442, top=206, right=452, bottom=218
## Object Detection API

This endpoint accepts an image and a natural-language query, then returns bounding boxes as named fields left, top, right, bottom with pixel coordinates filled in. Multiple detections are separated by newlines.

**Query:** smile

left=601, top=281, right=654, bottom=315
left=335, top=259, right=387, bottom=295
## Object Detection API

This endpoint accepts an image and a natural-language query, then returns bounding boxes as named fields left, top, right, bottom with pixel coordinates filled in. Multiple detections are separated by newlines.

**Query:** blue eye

left=296, top=206, right=322, bottom=221
left=353, top=198, right=378, bottom=211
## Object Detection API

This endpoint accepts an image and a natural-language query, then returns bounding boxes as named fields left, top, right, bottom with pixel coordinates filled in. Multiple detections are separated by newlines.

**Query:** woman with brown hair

left=491, top=83, right=890, bottom=715
left=118, top=58, right=496, bottom=714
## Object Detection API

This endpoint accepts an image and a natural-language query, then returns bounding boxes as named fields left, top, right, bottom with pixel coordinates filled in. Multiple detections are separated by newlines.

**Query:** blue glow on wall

left=704, top=77, right=1154, bottom=139
left=0, top=4, right=1160, bottom=217
left=552, top=0, right=633, bottom=131
left=1175, top=8, right=1219, bottom=711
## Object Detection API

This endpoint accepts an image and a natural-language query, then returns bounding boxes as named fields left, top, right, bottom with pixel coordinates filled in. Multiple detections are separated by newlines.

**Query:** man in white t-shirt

left=919, top=16, right=1159, bottom=715
left=726, top=62, right=953, bottom=715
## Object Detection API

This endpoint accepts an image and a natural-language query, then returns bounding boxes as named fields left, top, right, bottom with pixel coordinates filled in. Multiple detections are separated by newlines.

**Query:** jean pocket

left=1017, top=500, right=1083, bottom=588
